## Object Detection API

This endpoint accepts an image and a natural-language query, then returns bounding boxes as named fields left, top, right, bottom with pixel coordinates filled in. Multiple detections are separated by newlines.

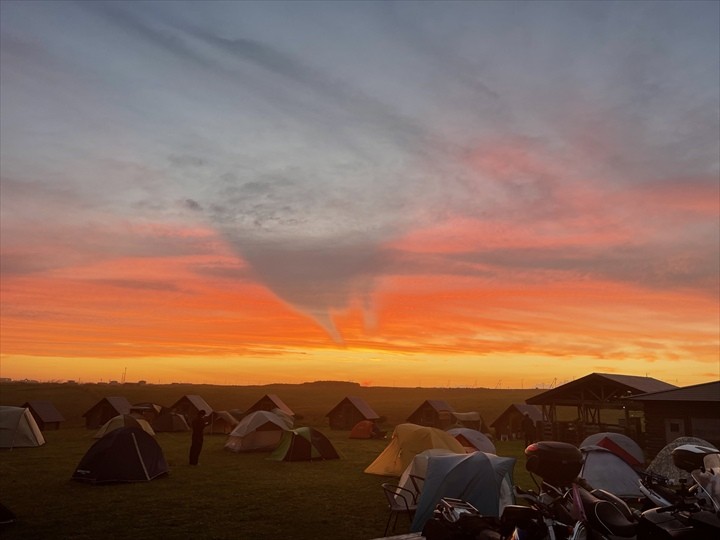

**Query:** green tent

left=269, top=427, right=340, bottom=461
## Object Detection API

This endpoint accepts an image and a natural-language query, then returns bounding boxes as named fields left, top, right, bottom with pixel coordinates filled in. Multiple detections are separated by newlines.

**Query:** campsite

left=0, top=381, right=537, bottom=540
left=2, top=378, right=717, bottom=539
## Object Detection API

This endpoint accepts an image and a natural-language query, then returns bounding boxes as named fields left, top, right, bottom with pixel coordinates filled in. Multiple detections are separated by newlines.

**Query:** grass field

left=0, top=382, right=539, bottom=539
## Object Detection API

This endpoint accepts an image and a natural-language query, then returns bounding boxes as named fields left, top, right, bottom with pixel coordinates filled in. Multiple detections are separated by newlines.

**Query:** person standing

left=189, top=409, right=210, bottom=465
left=522, top=413, right=536, bottom=448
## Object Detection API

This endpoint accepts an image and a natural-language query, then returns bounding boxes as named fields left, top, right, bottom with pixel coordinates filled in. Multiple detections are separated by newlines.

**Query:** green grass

left=0, top=382, right=537, bottom=539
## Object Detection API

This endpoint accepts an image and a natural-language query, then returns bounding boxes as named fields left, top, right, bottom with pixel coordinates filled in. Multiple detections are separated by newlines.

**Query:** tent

left=410, top=452, right=516, bottom=532
left=268, top=427, right=340, bottom=461
left=152, top=409, right=190, bottom=432
left=225, top=410, right=290, bottom=452
left=350, top=420, right=385, bottom=439
left=447, top=428, right=496, bottom=453
left=646, top=437, right=718, bottom=483
left=94, top=414, right=155, bottom=438
left=364, top=423, right=466, bottom=477
left=0, top=406, right=45, bottom=448
left=397, top=448, right=460, bottom=500
left=580, top=432, right=644, bottom=468
left=579, top=445, right=644, bottom=499
left=72, top=426, right=169, bottom=484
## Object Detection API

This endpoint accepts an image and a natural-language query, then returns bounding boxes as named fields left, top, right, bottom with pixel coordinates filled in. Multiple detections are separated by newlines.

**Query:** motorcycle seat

left=580, top=488, right=637, bottom=537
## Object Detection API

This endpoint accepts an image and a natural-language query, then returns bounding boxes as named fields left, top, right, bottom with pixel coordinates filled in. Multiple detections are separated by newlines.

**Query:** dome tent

left=93, top=414, right=155, bottom=438
left=365, top=423, right=465, bottom=477
left=268, top=427, right=339, bottom=461
left=225, top=410, right=290, bottom=452
left=0, top=406, right=45, bottom=448
left=410, top=451, right=516, bottom=532
left=72, top=427, right=168, bottom=484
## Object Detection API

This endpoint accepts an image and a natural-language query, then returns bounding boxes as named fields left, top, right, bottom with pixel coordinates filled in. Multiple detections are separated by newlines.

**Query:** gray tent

left=579, top=445, right=643, bottom=499
left=0, top=406, right=45, bottom=448
left=647, top=437, right=718, bottom=483
left=410, top=451, right=515, bottom=532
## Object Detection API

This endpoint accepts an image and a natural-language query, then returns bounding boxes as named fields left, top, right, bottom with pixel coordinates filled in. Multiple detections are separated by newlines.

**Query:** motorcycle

left=637, top=443, right=720, bottom=540
left=500, top=441, right=638, bottom=540
left=500, top=441, right=720, bottom=540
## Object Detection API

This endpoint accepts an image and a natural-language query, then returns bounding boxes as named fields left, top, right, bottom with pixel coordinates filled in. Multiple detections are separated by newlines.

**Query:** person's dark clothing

left=189, top=412, right=210, bottom=465
left=522, top=414, right=535, bottom=447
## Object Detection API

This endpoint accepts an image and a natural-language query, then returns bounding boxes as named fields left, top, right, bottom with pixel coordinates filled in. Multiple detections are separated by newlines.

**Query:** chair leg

left=384, top=511, right=393, bottom=536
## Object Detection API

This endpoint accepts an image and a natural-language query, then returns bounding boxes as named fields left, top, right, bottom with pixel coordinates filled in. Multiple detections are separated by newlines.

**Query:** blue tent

left=411, top=451, right=515, bottom=532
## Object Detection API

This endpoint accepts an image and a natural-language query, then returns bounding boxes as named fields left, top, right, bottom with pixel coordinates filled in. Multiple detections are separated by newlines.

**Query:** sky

left=1, top=1, right=718, bottom=388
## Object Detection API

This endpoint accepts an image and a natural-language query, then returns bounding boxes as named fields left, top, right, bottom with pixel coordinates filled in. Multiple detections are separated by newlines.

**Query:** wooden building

left=627, top=380, right=720, bottom=459
left=490, top=403, right=544, bottom=441
left=326, top=396, right=380, bottom=430
left=526, top=373, right=676, bottom=444
left=82, top=396, right=132, bottom=429
left=170, top=395, right=213, bottom=423
left=406, top=399, right=455, bottom=430
left=243, top=394, right=294, bottom=418
left=22, top=400, right=65, bottom=431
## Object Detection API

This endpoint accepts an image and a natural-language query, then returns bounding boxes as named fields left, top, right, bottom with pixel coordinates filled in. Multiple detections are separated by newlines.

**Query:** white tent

left=579, top=445, right=643, bottom=499
left=0, top=406, right=45, bottom=448
left=447, top=427, right=496, bottom=454
left=580, top=432, right=644, bottom=467
left=224, top=410, right=290, bottom=452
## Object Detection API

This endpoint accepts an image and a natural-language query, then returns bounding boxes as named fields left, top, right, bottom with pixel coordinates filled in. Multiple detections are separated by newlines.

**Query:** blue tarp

left=410, top=451, right=516, bottom=532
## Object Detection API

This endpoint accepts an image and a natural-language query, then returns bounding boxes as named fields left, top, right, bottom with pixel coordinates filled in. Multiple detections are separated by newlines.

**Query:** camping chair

left=381, top=482, right=418, bottom=536
left=409, top=474, right=425, bottom=496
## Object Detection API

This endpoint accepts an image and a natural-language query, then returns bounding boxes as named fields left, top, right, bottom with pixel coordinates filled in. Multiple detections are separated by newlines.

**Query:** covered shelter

left=525, top=373, right=675, bottom=444
left=82, top=397, right=132, bottom=429
left=326, top=396, right=380, bottom=430
left=243, top=394, right=294, bottom=418
left=21, top=400, right=65, bottom=431
left=627, top=380, right=720, bottom=459
left=169, top=395, right=213, bottom=424
left=406, top=400, right=455, bottom=430
left=490, top=404, right=544, bottom=441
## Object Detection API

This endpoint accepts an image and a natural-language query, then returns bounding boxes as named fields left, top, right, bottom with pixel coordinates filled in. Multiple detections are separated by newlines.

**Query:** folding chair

left=381, top=482, right=418, bottom=536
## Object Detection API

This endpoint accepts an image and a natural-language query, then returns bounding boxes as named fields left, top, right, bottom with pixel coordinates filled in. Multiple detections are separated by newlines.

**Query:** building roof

left=22, top=400, right=65, bottom=423
left=421, top=399, right=455, bottom=413
left=490, top=404, right=543, bottom=427
left=526, top=373, right=676, bottom=405
left=250, top=394, right=294, bottom=416
left=82, top=396, right=132, bottom=417
left=326, top=396, right=379, bottom=420
left=628, top=380, right=720, bottom=402
left=172, top=395, right=213, bottom=414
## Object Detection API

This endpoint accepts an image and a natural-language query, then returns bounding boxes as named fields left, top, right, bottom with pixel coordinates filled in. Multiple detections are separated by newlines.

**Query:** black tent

left=72, top=427, right=169, bottom=484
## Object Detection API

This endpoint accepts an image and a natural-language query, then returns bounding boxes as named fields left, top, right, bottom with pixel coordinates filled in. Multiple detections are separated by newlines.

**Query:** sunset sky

left=1, top=1, right=718, bottom=388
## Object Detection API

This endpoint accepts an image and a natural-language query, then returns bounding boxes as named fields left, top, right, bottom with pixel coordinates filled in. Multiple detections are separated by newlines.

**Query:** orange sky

left=1, top=219, right=717, bottom=388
